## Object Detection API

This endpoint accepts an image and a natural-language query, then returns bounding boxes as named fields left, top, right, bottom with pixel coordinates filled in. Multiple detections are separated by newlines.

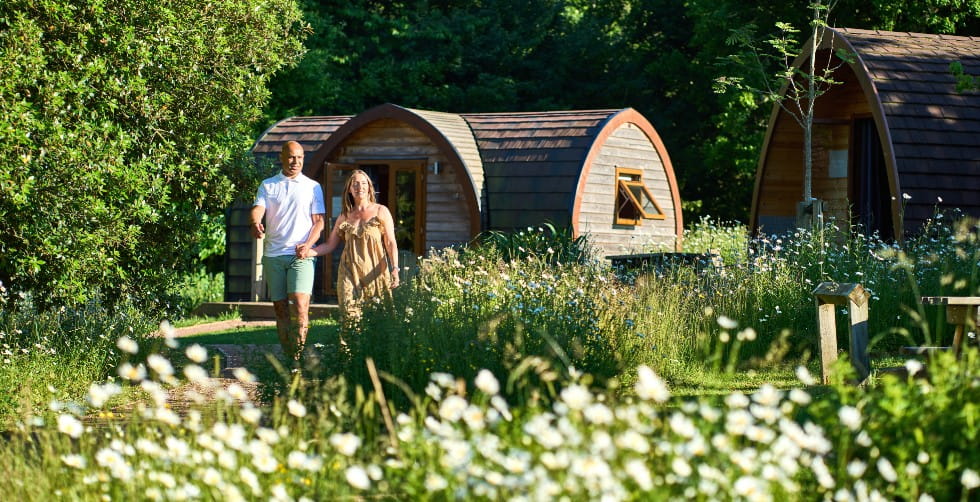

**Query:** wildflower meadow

left=0, top=215, right=978, bottom=501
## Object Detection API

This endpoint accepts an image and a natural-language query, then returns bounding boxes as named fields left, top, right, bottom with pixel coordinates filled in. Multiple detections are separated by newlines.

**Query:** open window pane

left=614, top=167, right=666, bottom=225
left=616, top=180, right=643, bottom=224
left=618, top=182, right=640, bottom=221
left=624, top=181, right=665, bottom=220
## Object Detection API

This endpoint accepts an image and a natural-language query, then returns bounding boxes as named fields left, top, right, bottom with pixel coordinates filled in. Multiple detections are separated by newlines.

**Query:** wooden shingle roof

left=251, top=116, right=352, bottom=161
left=832, top=28, right=980, bottom=228
left=402, top=107, right=486, bottom=211
left=461, top=110, right=622, bottom=227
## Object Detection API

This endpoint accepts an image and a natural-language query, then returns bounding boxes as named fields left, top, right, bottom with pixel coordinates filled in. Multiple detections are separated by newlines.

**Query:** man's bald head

left=279, top=141, right=305, bottom=178
left=280, top=141, right=304, bottom=157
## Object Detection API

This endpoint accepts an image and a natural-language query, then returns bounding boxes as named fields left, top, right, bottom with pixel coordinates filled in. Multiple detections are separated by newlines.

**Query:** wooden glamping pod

left=751, top=28, right=980, bottom=240
left=462, top=109, right=682, bottom=252
left=226, top=104, right=682, bottom=301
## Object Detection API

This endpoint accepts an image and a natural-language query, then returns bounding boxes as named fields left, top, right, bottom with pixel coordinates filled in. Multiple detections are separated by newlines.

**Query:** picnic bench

left=903, top=296, right=980, bottom=358
left=813, top=285, right=979, bottom=385
left=606, top=252, right=721, bottom=275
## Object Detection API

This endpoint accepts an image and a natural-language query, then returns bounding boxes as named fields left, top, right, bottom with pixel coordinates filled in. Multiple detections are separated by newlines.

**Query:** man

left=250, top=141, right=325, bottom=362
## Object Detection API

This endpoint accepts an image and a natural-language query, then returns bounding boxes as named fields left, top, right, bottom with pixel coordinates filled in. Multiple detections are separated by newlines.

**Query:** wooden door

left=849, top=118, right=893, bottom=240
left=320, top=160, right=425, bottom=298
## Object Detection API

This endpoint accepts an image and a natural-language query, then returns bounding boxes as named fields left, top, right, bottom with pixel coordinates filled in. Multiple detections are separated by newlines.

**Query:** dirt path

left=173, top=319, right=277, bottom=337
left=164, top=320, right=285, bottom=409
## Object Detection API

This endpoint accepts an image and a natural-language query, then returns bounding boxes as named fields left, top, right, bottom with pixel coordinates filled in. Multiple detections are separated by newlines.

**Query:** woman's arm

left=300, top=214, right=344, bottom=258
left=378, top=205, right=399, bottom=283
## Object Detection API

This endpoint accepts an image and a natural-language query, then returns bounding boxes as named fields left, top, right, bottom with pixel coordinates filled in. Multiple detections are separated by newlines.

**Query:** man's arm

left=296, top=214, right=324, bottom=256
left=297, top=184, right=326, bottom=256
left=301, top=214, right=344, bottom=258
left=249, top=205, right=266, bottom=239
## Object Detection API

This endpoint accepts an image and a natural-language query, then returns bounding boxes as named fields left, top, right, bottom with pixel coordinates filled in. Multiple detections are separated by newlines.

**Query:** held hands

left=295, top=243, right=315, bottom=259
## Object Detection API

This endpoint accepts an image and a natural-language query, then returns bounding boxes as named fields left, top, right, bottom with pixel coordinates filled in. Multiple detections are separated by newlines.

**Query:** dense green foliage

left=0, top=0, right=306, bottom=303
left=264, top=0, right=980, bottom=221
left=2, top=0, right=977, bottom=305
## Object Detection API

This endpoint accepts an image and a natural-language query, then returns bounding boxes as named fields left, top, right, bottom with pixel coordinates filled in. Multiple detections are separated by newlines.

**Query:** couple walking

left=250, top=141, right=399, bottom=361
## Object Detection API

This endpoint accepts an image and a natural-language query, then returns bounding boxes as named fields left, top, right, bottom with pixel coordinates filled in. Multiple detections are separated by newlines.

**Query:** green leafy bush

left=479, top=222, right=597, bottom=266
left=167, top=271, right=224, bottom=318
left=0, top=0, right=306, bottom=305
left=346, top=243, right=641, bottom=405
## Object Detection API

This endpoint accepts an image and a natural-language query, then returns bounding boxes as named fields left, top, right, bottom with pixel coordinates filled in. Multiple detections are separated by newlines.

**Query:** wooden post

left=920, top=296, right=980, bottom=358
left=815, top=298, right=839, bottom=385
left=813, top=282, right=871, bottom=384
left=251, top=236, right=265, bottom=301
left=848, top=294, right=871, bottom=380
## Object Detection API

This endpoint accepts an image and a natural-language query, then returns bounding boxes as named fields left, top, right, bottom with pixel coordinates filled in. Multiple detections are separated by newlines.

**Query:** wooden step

left=193, top=302, right=339, bottom=321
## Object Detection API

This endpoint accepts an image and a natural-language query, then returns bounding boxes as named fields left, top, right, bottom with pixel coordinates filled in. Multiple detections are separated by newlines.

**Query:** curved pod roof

left=252, top=115, right=352, bottom=162
left=462, top=108, right=681, bottom=241
left=249, top=105, right=683, bottom=253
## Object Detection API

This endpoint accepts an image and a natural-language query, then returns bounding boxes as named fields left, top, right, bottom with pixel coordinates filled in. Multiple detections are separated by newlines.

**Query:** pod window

left=615, top=167, right=665, bottom=225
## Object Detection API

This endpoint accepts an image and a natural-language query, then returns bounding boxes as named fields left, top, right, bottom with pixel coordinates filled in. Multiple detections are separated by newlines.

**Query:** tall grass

left=336, top=214, right=979, bottom=401
left=344, top=243, right=641, bottom=405
left=0, top=217, right=977, bottom=499
left=644, top=213, right=979, bottom=361
left=1, top=337, right=976, bottom=500
left=0, top=291, right=159, bottom=427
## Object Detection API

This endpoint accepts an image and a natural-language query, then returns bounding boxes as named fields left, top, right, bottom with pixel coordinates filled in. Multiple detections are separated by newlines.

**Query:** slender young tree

left=714, top=0, right=852, bottom=211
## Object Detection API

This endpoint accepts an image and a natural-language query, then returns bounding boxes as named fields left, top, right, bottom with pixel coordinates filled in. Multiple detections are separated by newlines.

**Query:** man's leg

left=287, top=256, right=316, bottom=362
left=263, top=255, right=294, bottom=359
left=273, top=299, right=293, bottom=357
left=290, top=292, right=311, bottom=361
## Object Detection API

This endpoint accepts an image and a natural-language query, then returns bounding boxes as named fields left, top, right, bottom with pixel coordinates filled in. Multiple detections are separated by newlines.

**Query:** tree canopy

left=0, top=0, right=307, bottom=303
left=263, top=0, right=979, bottom=221
left=1, top=0, right=977, bottom=303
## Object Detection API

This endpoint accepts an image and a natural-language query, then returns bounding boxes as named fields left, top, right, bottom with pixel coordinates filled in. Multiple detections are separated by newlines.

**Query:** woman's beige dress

left=337, top=216, right=393, bottom=326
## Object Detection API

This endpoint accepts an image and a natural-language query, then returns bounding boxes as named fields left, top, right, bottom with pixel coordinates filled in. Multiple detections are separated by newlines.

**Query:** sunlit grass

left=175, top=319, right=339, bottom=346
left=171, top=310, right=242, bottom=329
left=0, top=215, right=977, bottom=499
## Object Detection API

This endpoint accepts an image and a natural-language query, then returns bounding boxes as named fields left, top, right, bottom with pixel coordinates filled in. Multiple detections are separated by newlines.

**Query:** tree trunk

left=803, top=2, right=820, bottom=203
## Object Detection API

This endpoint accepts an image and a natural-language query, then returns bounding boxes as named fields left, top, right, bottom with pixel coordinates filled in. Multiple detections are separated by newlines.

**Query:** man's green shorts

left=262, top=255, right=315, bottom=301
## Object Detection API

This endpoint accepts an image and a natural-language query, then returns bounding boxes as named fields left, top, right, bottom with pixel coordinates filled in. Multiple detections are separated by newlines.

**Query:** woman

left=299, top=170, right=399, bottom=332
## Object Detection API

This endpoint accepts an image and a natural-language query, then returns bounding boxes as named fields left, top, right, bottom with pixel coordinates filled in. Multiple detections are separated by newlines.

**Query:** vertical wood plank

left=816, top=301, right=839, bottom=385
left=251, top=237, right=264, bottom=301
left=848, top=299, right=871, bottom=382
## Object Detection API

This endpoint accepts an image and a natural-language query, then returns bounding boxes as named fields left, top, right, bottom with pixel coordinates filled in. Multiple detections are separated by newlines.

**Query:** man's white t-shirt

left=253, top=172, right=326, bottom=257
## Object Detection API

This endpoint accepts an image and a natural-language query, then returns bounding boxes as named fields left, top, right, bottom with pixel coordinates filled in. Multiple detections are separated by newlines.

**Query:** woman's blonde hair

left=342, top=169, right=377, bottom=216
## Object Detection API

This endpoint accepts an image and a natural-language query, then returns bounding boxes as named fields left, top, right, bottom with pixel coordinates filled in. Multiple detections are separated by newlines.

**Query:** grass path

left=173, top=319, right=277, bottom=337
left=155, top=319, right=341, bottom=410
left=153, top=320, right=286, bottom=410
